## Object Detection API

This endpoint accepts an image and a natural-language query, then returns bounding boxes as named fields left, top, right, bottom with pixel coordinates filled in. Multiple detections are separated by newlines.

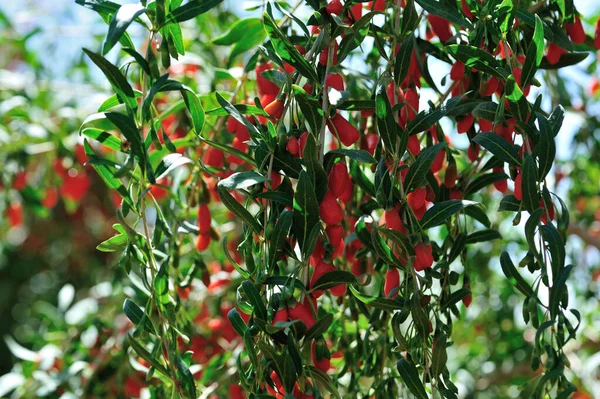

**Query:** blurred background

left=1, top=1, right=600, bottom=398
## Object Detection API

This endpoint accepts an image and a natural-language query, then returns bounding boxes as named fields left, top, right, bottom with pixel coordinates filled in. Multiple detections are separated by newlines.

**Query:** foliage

left=1, top=0, right=600, bottom=398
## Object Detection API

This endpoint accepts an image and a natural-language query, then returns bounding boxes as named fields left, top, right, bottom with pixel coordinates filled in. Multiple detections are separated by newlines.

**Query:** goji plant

left=2, top=0, right=599, bottom=398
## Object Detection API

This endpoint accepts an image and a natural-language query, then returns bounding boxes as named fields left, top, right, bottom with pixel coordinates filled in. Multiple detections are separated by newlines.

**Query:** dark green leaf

left=472, top=132, right=521, bottom=166
left=466, top=229, right=502, bottom=244
left=415, top=0, right=471, bottom=28
left=420, top=200, right=477, bottom=229
left=103, top=4, right=146, bottom=54
left=217, top=185, right=263, bottom=234
left=293, top=170, right=321, bottom=258
left=164, top=0, right=223, bottom=25
left=219, top=171, right=269, bottom=190
left=404, top=142, right=448, bottom=192
left=522, top=154, right=539, bottom=212
left=500, top=251, right=533, bottom=297
left=396, top=357, right=428, bottom=399
left=447, top=45, right=508, bottom=78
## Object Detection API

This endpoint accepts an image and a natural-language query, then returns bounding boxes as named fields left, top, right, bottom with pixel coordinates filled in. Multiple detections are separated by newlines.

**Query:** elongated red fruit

left=256, top=63, right=279, bottom=96
left=407, top=187, right=427, bottom=211
left=265, top=98, right=285, bottom=120
left=514, top=173, right=523, bottom=201
left=13, top=171, right=27, bottom=191
left=450, top=61, right=465, bottom=81
left=7, top=201, right=23, bottom=227
left=328, top=162, right=350, bottom=198
left=325, top=73, right=345, bottom=91
left=311, top=340, right=331, bottom=372
left=595, top=17, right=600, bottom=49
left=319, top=41, right=339, bottom=66
left=204, top=147, right=224, bottom=168
left=414, top=243, right=434, bottom=271
left=461, top=0, right=473, bottom=19
left=195, top=234, right=211, bottom=252
left=462, top=292, right=472, bottom=308
left=546, top=43, right=565, bottom=65
left=327, top=113, right=360, bottom=146
left=384, top=208, right=403, bottom=232
left=428, top=14, right=452, bottom=42
left=42, top=187, right=59, bottom=209
left=272, top=308, right=289, bottom=325
left=288, top=301, right=316, bottom=329
left=566, top=15, right=586, bottom=44
left=325, top=0, right=343, bottom=16
left=198, top=204, right=211, bottom=234
left=457, top=114, right=474, bottom=133
left=408, top=134, right=420, bottom=155
left=384, top=268, right=400, bottom=299
left=319, top=191, right=343, bottom=225
left=286, top=136, right=300, bottom=156
left=444, top=163, right=458, bottom=188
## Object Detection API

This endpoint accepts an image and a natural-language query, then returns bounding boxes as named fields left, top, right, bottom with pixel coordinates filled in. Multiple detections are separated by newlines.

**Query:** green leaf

left=521, top=14, right=544, bottom=88
left=304, top=313, right=333, bottom=342
left=219, top=171, right=269, bottom=190
left=81, top=128, right=122, bottom=152
left=540, top=224, right=566, bottom=279
left=326, top=149, right=376, bottom=164
left=396, top=357, right=428, bottom=399
left=349, top=286, right=404, bottom=311
left=447, top=45, right=508, bottom=79
left=394, top=35, right=414, bottom=86
left=375, top=83, right=399, bottom=151
left=304, top=133, right=328, bottom=201
left=163, top=0, right=224, bottom=25
left=83, top=49, right=137, bottom=113
left=97, top=224, right=128, bottom=252
left=311, top=271, right=357, bottom=291
left=500, top=251, right=533, bottom=297
left=431, top=333, right=448, bottom=378
left=466, top=229, right=502, bottom=244
left=420, top=200, right=477, bottom=229
left=217, top=185, right=263, bottom=234
left=227, top=308, right=248, bottom=336
left=269, top=210, right=293, bottom=267
left=498, top=194, right=521, bottom=212
left=548, top=105, right=565, bottom=137
left=406, top=95, right=463, bottom=136
left=292, top=170, right=321, bottom=258
left=307, top=366, right=342, bottom=399
left=127, top=334, right=171, bottom=378
left=534, top=114, right=556, bottom=181
left=215, top=92, right=260, bottom=135
left=505, top=73, right=524, bottom=102
left=549, top=265, right=572, bottom=319
left=123, top=299, right=156, bottom=334
left=83, top=140, right=136, bottom=210
left=464, top=172, right=509, bottom=197
left=441, top=288, right=470, bottom=311
left=175, top=356, right=197, bottom=398
left=263, top=6, right=318, bottom=82
left=522, top=154, right=539, bottom=213
left=472, top=132, right=521, bottom=166
left=103, top=4, right=146, bottom=55
left=404, top=142, right=448, bottom=192
left=241, top=281, right=267, bottom=321
left=293, top=85, right=323, bottom=134
left=154, top=153, right=193, bottom=180
left=415, top=0, right=471, bottom=28
left=213, top=17, right=266, bottom=61
left=410, top=293, right=430, bottom=338
left=200, top=136, right=256, bottom=166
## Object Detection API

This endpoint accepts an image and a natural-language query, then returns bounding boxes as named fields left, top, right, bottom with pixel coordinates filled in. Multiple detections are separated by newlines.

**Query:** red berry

left=325, top=73, right=345, bottom=91
left=196, top=234, right=211, bottom=251
left=407, top=187, right=427, bottom=211
left=384, top=208, right=403, bottom=232
left=265, top=98, right=285, bottom=120
left=430, top=148, right=445, bottom=173
left=326, top=0, right=343, bottom=16
left=327, top=113, right=360, bottom=146
left=204, top=147, right=225, bottom=168
left=272, top=308, right=289, bottom=325
left=319, top=191, right=343, bottom=225
left=461, top=0, right=473, bottom=19
left=384, top=268, right=400, bottom=299
left=450, top=61, right=465, bottom=81
left=13, top=171, right=27, bottom=191
left=328, top=162, right=350, bottom=198
left=428, top=14, right=452, bottom=42
left=414, top=243, right=434, bottom=271
left=198, top=204, right=211, bottom=234
left=546, top=43, right=566, bottom=65
left=478, top=118, right=492, bottom=132
left=288, top=301, right=316, bottom=329
left=468, top=143, right=479, bottom=162
left=311, top=341, right=331, bottom=372
left=6, top=201, right=23, bottom=228
left=540, top=199, right=555, bottom=224
left=595, top=17, right=600, bottom=49
left=514, top=173, right=523, bottom=201
left=256, top=63, right=280, bottom=96
left=444, top=163, right=458, bottom=188
left=286, top=136, right=300, bottom=156
left=462, top=292, right=472, bottom=308
left=457, top=114, right=474, bottom=134
left=408, top=134, right=420, bottom=155
left=319, top=41, right=339, bottom=66
left=566, top=15, right=586, bottom=44
left=60, top=170, right=91, bottom=202
left=42, top=187, right=59, bottom=209
left=299, top=131, right=309, bottom=157
left=326, top=224, right=344, bottom=251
